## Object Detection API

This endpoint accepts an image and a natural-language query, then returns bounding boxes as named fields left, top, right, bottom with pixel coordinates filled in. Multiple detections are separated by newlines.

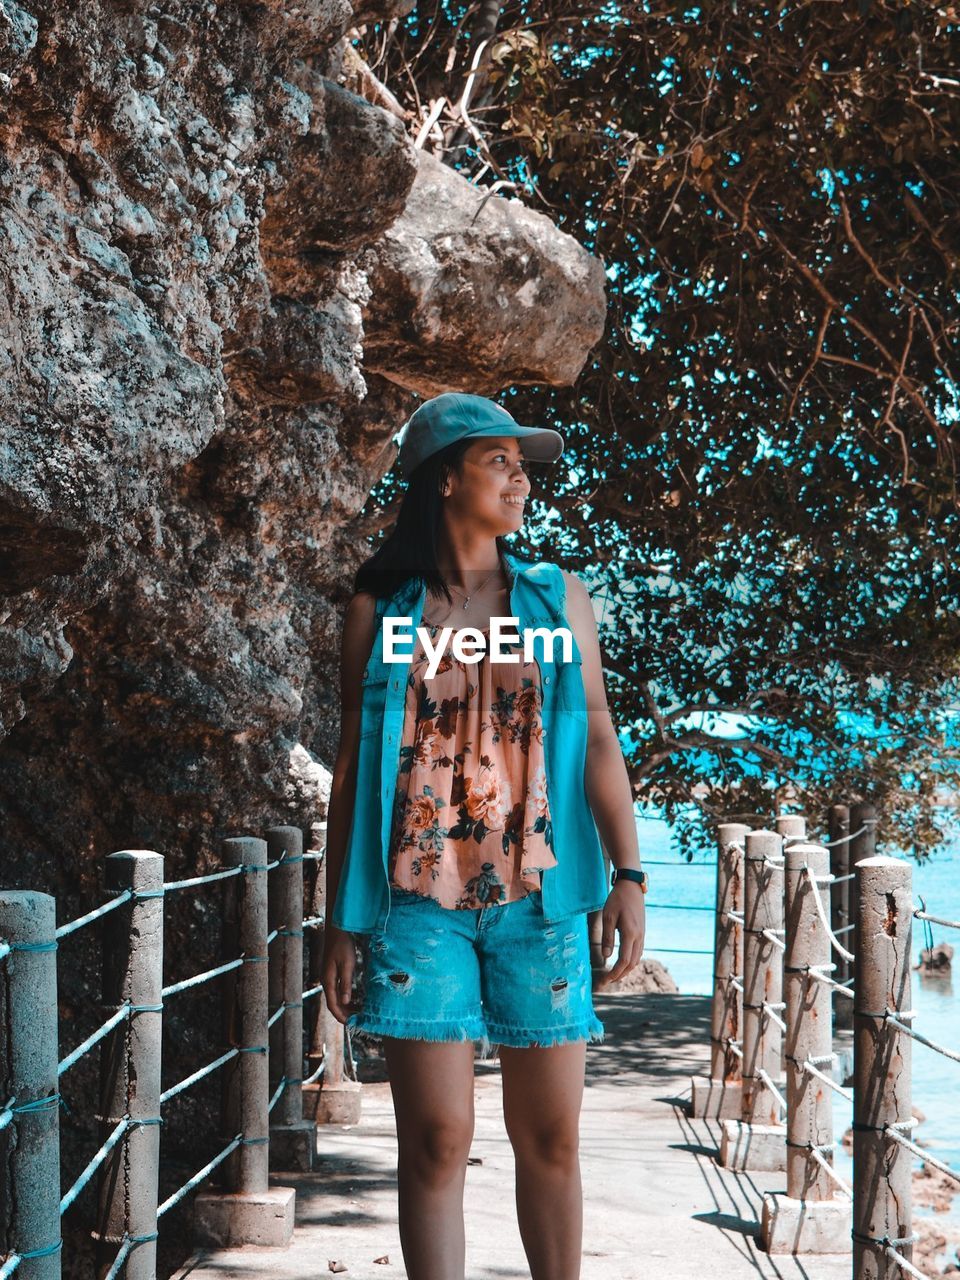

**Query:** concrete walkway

left=174, top=992, right=852, bottom=1280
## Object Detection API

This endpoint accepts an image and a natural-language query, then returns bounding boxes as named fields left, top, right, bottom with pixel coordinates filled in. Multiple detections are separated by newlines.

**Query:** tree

left=353, top=1, right=960, bottom=856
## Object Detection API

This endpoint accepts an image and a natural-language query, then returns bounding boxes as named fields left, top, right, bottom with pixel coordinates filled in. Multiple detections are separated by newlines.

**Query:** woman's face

left=443, top=436, right=531, bottom=532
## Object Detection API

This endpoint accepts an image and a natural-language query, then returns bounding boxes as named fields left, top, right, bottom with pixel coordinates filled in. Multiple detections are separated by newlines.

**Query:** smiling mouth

left=502, top=495, right=526, bottom=507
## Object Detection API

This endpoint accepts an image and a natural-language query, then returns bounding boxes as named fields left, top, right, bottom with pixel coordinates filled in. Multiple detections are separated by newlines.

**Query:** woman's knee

left=399, top=1115, right=475, bottom=1184
left=506, top=1117, right=580, bottom=1171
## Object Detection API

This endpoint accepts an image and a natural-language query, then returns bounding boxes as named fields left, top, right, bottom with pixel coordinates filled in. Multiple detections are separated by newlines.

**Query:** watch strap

left=612, top=866, right=647, bottom=891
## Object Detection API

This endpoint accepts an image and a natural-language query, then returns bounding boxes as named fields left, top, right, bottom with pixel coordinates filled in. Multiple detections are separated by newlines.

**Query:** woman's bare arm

left=562, top=571, right=642, bottom=873
left=563, top=570, right=644, bottom=983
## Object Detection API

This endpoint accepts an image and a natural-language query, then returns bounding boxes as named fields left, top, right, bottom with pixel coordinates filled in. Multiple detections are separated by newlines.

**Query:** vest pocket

left=554, top=650, right=588, bottom=722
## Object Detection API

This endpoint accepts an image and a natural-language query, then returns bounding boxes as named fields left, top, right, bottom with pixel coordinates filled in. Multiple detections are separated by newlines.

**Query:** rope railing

left=0, top=822, right=348, bottom=1276
left=913, top=903, right=960, bottom=931
left=689, top=805, right=958, bottom=1271
left=809, top=1146, right=852, bottom=1198
left=160, top=1048, right=240, bottom=1105
left=55, top=887, right=134, bottom=939
left=800, top=862, right=855, bottom=962
left=878, top=1008, right=960, bottom=1064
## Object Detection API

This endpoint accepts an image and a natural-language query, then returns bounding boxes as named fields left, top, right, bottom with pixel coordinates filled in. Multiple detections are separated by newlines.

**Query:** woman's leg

left=499, top=1040, right=587, bottom=1280
left=383, top=1036, right=477, bottom=1280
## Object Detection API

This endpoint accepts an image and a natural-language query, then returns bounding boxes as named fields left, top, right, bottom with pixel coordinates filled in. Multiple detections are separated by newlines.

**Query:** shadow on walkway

left=175, top=991, right=852, bottom=1280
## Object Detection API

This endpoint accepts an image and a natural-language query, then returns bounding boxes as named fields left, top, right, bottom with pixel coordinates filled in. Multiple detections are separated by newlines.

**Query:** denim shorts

left=346, top=886, right=605, bottom=1052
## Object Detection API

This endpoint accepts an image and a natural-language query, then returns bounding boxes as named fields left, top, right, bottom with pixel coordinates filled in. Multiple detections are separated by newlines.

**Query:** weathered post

left=852, top=856, right=915, bottom=1280
left=194, top=836, right=294, bottom=1247
left=848, top=802, right=877, bottom=984
left=775, top=813, right=806, bottom=845
left=828, top=804, right=853, bottom=1035
left=266, top=825, right=314, bottom=1171
left=774, top=814, right=805, bottom=1080
left=761, top=842, right=851, bottom=1252
left=303, top=827, right=326, bottom=1106
left=690, top=821, right=748, bottom=1119
left=303, top=825, right=361, bottom=1125
left=0, top=892, right=61, bottom=1280
left=93, top=852, right=164, bottom=1280
left=719, top=829, right=786, bottom=1170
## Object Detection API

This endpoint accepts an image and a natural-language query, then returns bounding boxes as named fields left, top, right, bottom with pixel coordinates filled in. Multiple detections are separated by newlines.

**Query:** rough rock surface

left=598, top=958, right=679, bottom=995
left=0, top=2, right=605, bottom=1272
left=0, top=0, right=605, bottom=872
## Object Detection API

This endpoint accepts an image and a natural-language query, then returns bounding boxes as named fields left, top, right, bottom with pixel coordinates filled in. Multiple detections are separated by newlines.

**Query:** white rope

left=914, top=906, right=960, bottom=932
left=762, top=1001, right=786, bottom=1032
left=883, top=1125, right=960, bottom=1185
left=883, top=1246, right=928, bottom=1280
left=802, top=865, right=855, bottom=961
left=884, top=1011, right=960, bottom=1064
left=818, top=819, right=877, bottom=848
left=809, top=1146, right=852, bottom=1197
left=755, top=1066, right=788, bottom=1112
left=802, top=1057, right=853, bottom=1102
left=761, top=927, right=786, bottom=951
left=806, top=964, right=856, bottom=1000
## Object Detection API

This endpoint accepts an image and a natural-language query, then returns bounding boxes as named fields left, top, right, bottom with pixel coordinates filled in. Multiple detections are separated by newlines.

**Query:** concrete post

left=761, top=842, right=851, bottom=1252
left=304, top=833, right=325, bottom=1100
left=0, top=892, right=61, bottom=1280
left=853, top=856, right=914, bottom=1280
left=93, top=852, right=164, bottom=1280
left=266, top=825, right=314, bottom=1171
left=775, top=813, right=806, bottom=845
left=690, top=822, right=747, bottom=1120
left=719, top=829, right=786, bottom=1170
left=194, top=837, right=294, bottom=1248
left=828, top=804, right=853, bottom=1034
left=303, top=825, right=361, bottom=1125
left=848, top=802, right=877, bottom=989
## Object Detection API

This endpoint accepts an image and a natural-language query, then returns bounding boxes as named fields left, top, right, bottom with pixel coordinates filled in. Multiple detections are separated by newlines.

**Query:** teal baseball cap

left=394, top=392, right=565, bottom=479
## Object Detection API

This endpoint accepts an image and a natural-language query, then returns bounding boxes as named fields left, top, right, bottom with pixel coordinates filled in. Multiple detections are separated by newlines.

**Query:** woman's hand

left=321, top=927, right=359, bottom=1024
left=596, top=881, right=646, bottom=986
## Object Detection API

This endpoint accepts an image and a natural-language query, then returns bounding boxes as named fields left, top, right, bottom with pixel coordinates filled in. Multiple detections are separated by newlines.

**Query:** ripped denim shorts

left=346, top=886, right=605, bottom=1052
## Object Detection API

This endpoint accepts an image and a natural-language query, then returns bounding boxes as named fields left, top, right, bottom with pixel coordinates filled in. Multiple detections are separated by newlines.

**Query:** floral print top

left=387, top=616, right=557, bottom=909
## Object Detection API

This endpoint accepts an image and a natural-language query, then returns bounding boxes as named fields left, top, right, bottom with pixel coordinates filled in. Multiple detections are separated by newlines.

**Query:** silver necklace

left=445, top=562, right=502, bottom=611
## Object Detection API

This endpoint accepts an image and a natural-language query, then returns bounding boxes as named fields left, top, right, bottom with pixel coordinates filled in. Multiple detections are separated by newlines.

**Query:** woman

left=321, top=391, right=646, bottom=1280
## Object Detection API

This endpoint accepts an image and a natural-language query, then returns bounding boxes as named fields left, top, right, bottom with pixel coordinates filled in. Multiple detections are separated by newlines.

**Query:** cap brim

left=460, top=422, right=565, bottom=464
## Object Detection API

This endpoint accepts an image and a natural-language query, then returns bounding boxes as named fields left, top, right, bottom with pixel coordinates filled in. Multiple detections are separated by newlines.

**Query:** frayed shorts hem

left=347, top=1009, right=604, bottom=1052
left=347, top=1010, right=488, bottom=1044
left=486, top=1016, right=605, bottom=1048
left=348, top=1010, right=496, bottom=1058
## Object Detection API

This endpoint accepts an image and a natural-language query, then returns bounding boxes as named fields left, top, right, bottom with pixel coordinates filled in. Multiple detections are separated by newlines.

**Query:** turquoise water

left=636, top=814, right=960, bottom=1191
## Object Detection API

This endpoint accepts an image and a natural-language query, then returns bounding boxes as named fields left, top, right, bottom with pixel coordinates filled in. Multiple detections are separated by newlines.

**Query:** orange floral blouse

left=387, top=617, right=557, bottom=909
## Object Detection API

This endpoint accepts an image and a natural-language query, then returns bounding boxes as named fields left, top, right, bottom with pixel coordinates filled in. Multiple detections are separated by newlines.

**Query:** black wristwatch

left=611, top=866, right=648, bottom=892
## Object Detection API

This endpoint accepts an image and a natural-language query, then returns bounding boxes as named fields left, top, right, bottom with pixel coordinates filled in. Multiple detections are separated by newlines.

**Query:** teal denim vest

left=331, top=550, right=610, bottom=934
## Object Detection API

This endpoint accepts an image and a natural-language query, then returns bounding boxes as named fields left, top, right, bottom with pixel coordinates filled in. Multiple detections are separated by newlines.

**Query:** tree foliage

left=353, top=1, right=960, bottom=856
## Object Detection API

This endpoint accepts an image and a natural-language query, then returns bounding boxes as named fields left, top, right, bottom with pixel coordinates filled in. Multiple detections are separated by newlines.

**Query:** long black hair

left=353, top=437, right=534, bottom=604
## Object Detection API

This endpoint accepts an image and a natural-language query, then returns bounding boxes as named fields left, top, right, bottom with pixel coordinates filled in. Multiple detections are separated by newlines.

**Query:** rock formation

left=0, top=0, right=606, bottom=890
